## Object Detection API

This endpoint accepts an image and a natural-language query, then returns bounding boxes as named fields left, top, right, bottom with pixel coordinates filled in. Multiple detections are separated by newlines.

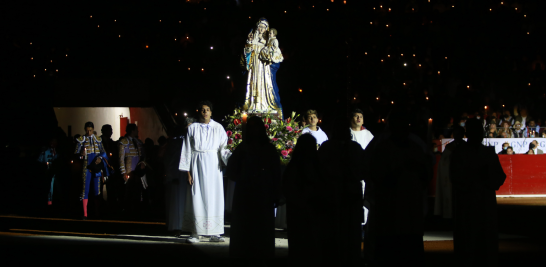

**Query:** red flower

left=268, top=118, right=272, bottom=124
left=234, top=133, right=242, bottom=140
left=272, top=138, right=278, bottom=142
left=263, top=117, right=272, bottom=124
left=287, top=118, right=291, bottom=123
left=287, top=148, right=293, bottom=154
left=281, top=150, right=289, bottom=157
left=265, top=124, right=270, bottom=129
left=234, top=119, right=241, bottom=126
left=228, top=139, right=234, bottom=145
left=286, top=126, right=293, bottom=132
left=226, top=131, right=233, bottom=137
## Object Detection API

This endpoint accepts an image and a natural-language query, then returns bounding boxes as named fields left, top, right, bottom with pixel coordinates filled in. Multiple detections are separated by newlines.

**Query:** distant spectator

left=489, top=112, right=498, bottom=125
left=506, top=147, right=514, bottom=155
left=527, top=149, right=535, bottom=155
left=531, top=140, right=544, bottom=155
left=498, top=110, right=514, bottom=126
left=499, top=121, right=513, bottom=138
left=524, top=119, right=540, bottom=137
left=514, top=107, right=532, bottom=131
left=498, top=142, right=510, bottom=155
left=486, top=124, right=498, bottom=138
left=512, top=121, right=524, bottom=138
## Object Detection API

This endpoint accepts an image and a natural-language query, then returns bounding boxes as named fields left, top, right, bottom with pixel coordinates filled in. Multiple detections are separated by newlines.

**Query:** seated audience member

left=500, top=121, right=513, bottom=138
left=486, top=124, right=498, bottom=138
left=514, top=107, right=532, bottom=131
left=497, top=142, right=510, bottom=155
left=525, top=119, right=540, bottom=137
left=542, top=131, right=546, bottom=138
left=531, top=140, right=543, bottom=154
left=489, top=112, right=498, bottom=124
left=527, top=149, right=535, bottom=155
left=512, top=121, right=524, bottom=138
left=498, top=110, right=515, bottom=126
left=506, top=147, right=514, bottom=155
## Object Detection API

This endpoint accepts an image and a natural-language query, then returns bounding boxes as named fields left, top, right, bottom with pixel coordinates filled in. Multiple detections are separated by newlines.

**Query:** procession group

left=38, top=100, right=505, bottom=266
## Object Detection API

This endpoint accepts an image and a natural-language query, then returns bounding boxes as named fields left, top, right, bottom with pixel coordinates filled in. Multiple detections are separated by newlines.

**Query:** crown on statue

left=256, top=17, right=269, bottom=29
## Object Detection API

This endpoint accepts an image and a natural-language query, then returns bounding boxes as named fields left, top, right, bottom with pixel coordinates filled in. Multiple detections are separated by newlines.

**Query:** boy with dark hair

left=302, top=109, right=328, bottom=146
left=179, top=101, right=231, bottom=243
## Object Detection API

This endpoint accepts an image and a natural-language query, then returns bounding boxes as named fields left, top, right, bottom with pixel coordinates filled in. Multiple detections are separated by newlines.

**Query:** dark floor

left=1, top=197, right=545, bottom=266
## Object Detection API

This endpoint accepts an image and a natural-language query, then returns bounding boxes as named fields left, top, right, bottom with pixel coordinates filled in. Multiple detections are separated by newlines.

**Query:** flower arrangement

left=224, top=108, right=303, bottom=164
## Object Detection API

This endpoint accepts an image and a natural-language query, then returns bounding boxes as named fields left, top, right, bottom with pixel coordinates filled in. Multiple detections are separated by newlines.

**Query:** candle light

left=426, top=96, right=429, bottom=100
left=110, top=153, right=112, bottom=157
left=175, top=113, right=178, bottom=116
left=71, top=160, right=73, bottom=164
left=242, top=112, right=248, bottom=123
left=184, top=113, right=188, bottom=116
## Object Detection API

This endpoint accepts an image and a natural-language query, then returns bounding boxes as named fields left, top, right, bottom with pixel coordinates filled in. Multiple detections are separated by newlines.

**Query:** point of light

left=404, top=63, right=407, bottom=66
left=227, top=76, right=230, bottom=79
left=184, top=113, right=187, bottom=116
left=210, top=46, right=213, bottom=50
left=175, top=113, right=177, bottom=116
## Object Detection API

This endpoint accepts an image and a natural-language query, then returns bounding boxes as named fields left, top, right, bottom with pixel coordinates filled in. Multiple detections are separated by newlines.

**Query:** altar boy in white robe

left=349, top=108, right=374, bottom=227
left=179, top=101, right=231, bottom=243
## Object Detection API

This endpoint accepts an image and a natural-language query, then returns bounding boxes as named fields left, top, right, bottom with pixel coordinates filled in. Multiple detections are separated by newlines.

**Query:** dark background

left=2, top=0, right=546, bottom=146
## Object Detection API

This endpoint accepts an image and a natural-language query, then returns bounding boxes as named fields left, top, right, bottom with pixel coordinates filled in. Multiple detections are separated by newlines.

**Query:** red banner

left=431, top=155, right=546, bottom=196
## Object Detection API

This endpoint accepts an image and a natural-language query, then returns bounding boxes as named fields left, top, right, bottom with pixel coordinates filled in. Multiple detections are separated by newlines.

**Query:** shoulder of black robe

left=226, top=141, right=247, bottom=182
left=481, top=146, right=507, bottom=191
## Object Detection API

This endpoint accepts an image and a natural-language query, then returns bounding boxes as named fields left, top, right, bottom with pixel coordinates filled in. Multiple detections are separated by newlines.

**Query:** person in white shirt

left=349, top=109, right=374, bottom=228
left=350, top=108, right=374, bottom=150
left=301, top=109, right=328, bottom=146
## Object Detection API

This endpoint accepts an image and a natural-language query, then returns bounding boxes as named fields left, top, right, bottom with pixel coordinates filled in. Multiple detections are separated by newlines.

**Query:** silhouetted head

left=292, top=134, right=318, bottom=162
left=126, top=124, right=138, bottom=138
left=452, top=125, right=465, bottom=141
left=388, top=111, right=410, bottom=139
left=50, top=138, right=58, bottom=148
left=465, top=118, right=483, bottom=144
left=158, top=136, right=167, bottom=146
left=101, top=124, right=113, bottom=139
left=145, top=138, right=154, bottom=147
left=246, top=116, right=269, bottom=144
left=329, top=117, right=352, bottom=141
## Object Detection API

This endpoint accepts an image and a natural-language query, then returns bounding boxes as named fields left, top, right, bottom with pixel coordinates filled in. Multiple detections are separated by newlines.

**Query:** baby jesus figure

left=259, top=28, right=284, bottom=64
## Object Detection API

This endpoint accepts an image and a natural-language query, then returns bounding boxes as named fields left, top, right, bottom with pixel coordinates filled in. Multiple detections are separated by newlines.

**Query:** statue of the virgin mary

left=243, top=18, right=284, bottom=118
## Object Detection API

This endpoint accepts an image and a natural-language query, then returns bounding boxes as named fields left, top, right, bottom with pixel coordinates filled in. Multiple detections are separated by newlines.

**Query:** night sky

left=3, top=0, right=546, bottom=145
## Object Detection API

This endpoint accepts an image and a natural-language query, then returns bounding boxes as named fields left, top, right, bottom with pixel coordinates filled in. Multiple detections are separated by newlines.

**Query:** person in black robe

left=450, top=118, right=506, bottom=267
left=282, top=134, right=322, bottom=267
left=226, top=116, right=282, bottom=262
left=367, top=111, right=431, bottom=267
left=317, top=120, right=364, bottom=267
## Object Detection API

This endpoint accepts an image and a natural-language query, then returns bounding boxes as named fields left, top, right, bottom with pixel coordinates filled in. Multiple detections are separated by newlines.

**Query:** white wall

left=54, top=107, right=130, bottom=141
